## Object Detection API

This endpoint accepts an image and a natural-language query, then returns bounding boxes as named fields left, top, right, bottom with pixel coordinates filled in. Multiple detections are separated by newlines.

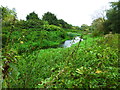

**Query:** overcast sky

left=0, top=0, right=118, bottom=26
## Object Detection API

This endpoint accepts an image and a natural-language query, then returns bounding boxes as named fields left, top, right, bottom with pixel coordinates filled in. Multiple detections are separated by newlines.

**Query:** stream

left=61, top=36, right=83, bottom=48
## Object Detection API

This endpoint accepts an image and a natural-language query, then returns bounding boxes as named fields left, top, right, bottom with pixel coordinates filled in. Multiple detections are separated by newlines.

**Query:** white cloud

left=1, top=0, right=117, bottom=26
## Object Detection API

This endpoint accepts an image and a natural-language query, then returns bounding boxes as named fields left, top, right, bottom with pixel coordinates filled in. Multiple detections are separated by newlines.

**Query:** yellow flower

left=62, top=80, right=64, bottom=82
left=95, top=70, right=102, bottom=73
left=20, top=41, right=24, bottom=44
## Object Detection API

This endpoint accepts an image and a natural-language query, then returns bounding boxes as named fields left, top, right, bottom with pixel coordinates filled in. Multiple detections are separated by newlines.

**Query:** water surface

left=61, top=36, right=83, bottom=48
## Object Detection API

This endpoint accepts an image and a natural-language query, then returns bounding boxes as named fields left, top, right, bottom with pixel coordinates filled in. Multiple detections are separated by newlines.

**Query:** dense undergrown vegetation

left=2, top=33, right=119, bottom=88
left=1, top=1, right=119, bottom=88
left=3, top=26, right=69, bottom=54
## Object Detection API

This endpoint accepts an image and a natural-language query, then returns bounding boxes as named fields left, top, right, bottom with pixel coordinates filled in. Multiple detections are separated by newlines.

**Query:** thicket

left=2, top=19, right=70, bottom=53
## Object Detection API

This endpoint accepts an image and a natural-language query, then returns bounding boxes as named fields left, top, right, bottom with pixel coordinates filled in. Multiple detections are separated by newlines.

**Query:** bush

left=2, top=25, right=68, bottom=54
left=91, top=30, right=103, bottom=37
left=42, top=25, right=62, bottom=31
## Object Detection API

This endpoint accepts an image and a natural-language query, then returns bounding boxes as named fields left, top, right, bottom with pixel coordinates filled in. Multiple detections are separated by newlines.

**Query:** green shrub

left=2, top=25, right=69, bottom=54
left=42, top=25, right=62, bottom=31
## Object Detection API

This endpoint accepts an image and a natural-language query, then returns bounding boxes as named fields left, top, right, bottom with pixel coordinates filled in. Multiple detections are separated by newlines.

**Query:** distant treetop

left=26, top=11, right=39, bottom=20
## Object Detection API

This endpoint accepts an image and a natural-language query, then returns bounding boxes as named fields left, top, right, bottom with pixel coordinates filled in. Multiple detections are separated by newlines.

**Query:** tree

left=91, top=18, right=105, bottom=30
left=91, top=6, right=107, bottom=21
left=105, top=1, right=120, bottom=33
left=1, top=6, right=17, bottom=26
left=58, top=19, right=72, bottom=29
left=91, top=18, right=106, bottom=36
left=80, top=24, right=90, bottom=31
left=25, top=12, right=47, bottom=28
left=58, top=19, right=67, bottom=28
left=42, top=12, right=73, bottom=29
left=26, top=11, right=39, bottom=20
left=1, top=6, right=17, bottom=48
left=42, top=12, right=58, bottom=25
left=71, top=26, right=80, bottom=30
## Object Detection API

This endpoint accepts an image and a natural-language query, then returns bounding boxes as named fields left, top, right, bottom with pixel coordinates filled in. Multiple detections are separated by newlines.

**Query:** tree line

left=1, top=1, right=120, bottom=35
left=91, top=1, right=120, bottom=36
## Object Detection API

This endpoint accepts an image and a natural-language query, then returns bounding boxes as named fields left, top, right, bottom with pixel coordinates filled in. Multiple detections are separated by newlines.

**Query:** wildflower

left=95, top=70, right=102, bottom=73
left=20, top=41, right=24, bottom=44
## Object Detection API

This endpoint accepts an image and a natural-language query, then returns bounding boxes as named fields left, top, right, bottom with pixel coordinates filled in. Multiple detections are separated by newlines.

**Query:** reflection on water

left=61, top=36, right=83, bottom=48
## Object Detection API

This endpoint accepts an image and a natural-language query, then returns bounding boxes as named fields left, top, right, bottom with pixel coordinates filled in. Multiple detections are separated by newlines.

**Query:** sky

left=0, top=0, right=118, bottom=26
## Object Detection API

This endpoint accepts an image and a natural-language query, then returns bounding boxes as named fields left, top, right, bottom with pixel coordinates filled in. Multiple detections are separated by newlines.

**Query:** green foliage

left=26, top=11, right=39, bottom=20
left=42, top=12, right=58, bottom=25
left=67, top=32, right=81, bottom=39
left=91, top=1, right=120, bottom=34
left=2, top=26, right=68, bottom=54
left=80, top=24, right=90, bottom=31
left=3, top=34, right=119, bottom=88
left=36, top=34, right=118, bottom=88
left=1, top=6, right=16, bottom=20
left=21, top=20, right=45, bottom=29
left=2, top=6, right=119, bottom=89
left=71, top=26, right=81, bottom=30
left=91, top=18, right=105, bottom=36
left=105, top=1, right=120, bottom=33
left=42, top=12, right=72, bottom=29
left=42, top=25, right=62, bottom=31
left=1, top=6, right=17, bottom=27
left=58, top=19, right=72, bottom=29
left=23, top=12, right=49, bottom=29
